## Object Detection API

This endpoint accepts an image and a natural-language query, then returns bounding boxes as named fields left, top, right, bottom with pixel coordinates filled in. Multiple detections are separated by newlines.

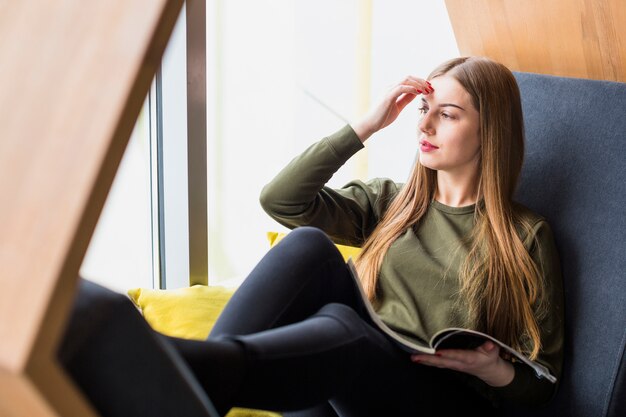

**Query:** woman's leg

left=176, top=302, right=498, bottom=417
left=172, top=301, right=410, bottom=415
left=209, top=226, right=366, bottom=339
left=227, top=303, right=395, bottom=411
left=170, top=226, right=370, bottom=414
left=170, top=227, right=498, bottom=416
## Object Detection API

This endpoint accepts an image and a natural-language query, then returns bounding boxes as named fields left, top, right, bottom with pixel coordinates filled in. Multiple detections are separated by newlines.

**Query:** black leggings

left=171, top=227, right=499, bottom=417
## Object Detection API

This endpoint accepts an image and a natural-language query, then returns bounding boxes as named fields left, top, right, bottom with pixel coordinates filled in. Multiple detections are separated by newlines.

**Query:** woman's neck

left=434, top=169, right=480, bottom=207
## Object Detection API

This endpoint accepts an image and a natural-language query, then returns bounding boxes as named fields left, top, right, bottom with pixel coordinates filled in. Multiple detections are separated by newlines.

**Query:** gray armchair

left=59, top=71, right=626, bottom=417
left=505, top=72, right=626, bottom=416
left=288, top=71, right=626, bottom=417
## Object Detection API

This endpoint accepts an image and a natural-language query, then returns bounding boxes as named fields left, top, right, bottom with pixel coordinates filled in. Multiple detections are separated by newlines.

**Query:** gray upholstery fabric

left=507, top=72, right=626, bottom=417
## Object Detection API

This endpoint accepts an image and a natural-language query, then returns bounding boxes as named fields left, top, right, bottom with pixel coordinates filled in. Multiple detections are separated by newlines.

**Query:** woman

left=171, top=56, right=564, bottom=417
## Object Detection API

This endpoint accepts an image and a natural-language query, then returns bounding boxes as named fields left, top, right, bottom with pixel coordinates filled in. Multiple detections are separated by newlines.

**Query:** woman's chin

left=418, top=155, right=439, bottom=171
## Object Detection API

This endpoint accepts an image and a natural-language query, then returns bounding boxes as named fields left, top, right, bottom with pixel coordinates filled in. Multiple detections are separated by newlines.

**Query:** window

left=207, top=0, right=459, bottom=286
left=80, top=99, right=154, bottom=293
left=80, top=1, right=459, bottom=292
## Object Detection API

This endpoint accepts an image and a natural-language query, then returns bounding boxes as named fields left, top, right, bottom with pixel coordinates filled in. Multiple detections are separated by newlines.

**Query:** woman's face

left=417, top=75, right=481, bottom=176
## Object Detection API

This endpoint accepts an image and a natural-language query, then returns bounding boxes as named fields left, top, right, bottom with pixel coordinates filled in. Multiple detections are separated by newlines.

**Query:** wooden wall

left=445, top=0, right=626, bottom=82
left=0, top=1, right=182, bottom=416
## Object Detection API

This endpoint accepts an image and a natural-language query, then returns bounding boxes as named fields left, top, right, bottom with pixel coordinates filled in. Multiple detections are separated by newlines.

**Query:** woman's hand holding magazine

left=346, top=259, right=557, bottom=384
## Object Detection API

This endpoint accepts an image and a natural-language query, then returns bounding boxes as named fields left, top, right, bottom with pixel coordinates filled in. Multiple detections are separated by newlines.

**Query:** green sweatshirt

left=260, top=124, right=564, bottom=408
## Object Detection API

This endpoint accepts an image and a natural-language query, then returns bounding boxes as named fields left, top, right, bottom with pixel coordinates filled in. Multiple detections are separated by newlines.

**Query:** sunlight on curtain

left=207, top=0, right=459, bottom=286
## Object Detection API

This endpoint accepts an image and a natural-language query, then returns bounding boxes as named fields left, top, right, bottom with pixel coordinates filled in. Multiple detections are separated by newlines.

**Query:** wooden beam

left=0, top=0, right=183, bottom=415
left=187, top=0, right=209, bottom=286
left=444, top=0, right=626, bottom=82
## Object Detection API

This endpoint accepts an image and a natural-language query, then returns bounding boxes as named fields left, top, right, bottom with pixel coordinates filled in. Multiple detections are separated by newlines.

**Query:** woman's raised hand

left=352, top=76, right=434, bottom=143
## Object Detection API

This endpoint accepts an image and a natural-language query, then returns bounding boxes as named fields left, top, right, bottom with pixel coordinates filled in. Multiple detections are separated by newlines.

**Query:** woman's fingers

left=411, top=343, right=501, bottom=373
left=385, top=77, right=433, bottom=107
left=397, top=75, right=434, bottom=94
left=411, top=353, right=465, bottom=371
left=395, top=91, right=418, bottom=113
left=351, top=76, right=433, bottom=141
left=389, top=84, right=421, bottom=99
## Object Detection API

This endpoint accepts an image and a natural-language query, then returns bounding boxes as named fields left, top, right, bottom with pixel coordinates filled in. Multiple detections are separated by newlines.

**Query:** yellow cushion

left=128, top=286, right=280, bottom=417
left=266, top=231, right=361, bottom=261
left=226, top=409, right=281, bottom=417
left=127, top=233, right=361, bottom=341
left=128, top=285, right=235, bottom=340
left=226, top=410, right=281, bottom=417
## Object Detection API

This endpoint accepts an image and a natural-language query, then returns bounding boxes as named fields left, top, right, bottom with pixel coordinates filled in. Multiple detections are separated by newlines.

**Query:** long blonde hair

left=354, top=57, right=547, bottom=359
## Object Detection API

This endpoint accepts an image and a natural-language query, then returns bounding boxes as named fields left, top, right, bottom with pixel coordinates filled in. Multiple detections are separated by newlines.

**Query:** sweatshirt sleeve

left=487, top=220, right=565, bottom=408
left=259, top=124, right=399, bottom=247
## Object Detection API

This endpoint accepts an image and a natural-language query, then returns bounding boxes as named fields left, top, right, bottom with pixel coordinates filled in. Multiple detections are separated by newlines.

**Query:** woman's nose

left=419, top=118, right=434, bottom=135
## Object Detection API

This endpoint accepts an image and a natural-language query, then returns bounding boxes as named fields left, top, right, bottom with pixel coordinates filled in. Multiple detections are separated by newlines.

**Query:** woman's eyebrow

left=421, top=97, right=465, bottom=111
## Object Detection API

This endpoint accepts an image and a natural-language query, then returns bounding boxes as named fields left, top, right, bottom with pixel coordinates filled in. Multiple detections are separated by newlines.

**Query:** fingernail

left=435, top=353, right=442, bottom=357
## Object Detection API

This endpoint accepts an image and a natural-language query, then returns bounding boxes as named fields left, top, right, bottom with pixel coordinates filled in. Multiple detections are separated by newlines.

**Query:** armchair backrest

left=510, top=72, right=626, bottom=417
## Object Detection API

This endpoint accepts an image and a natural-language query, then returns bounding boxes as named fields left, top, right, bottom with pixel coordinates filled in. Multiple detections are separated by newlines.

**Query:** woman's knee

left=278, top=227, right=343, bottom=265
left=315, top=303, right=401, bottom=359
left=314, top=303, right=366, bottom=336
left=284, top=226, right=332, bottom=245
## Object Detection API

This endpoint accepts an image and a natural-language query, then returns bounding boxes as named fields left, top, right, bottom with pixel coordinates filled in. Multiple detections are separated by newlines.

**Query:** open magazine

left=346, top=258, right=557, bottom=383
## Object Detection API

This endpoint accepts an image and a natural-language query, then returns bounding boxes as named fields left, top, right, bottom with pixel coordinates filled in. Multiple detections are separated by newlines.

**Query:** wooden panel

left=0, top=0, right=182, bottom=415
left=444, top=0, right=626, bottom=82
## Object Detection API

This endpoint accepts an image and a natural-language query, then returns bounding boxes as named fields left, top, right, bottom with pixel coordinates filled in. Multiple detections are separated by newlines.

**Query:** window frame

left=150, top=1, right=208, bottom=289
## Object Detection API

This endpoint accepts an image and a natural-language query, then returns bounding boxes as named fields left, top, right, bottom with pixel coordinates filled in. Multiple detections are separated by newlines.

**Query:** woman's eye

left=418, top=107, right=453, bottom=120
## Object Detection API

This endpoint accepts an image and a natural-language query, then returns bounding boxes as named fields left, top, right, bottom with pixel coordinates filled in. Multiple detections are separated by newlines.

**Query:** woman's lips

left=420, top=140, right=439, bottom=152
